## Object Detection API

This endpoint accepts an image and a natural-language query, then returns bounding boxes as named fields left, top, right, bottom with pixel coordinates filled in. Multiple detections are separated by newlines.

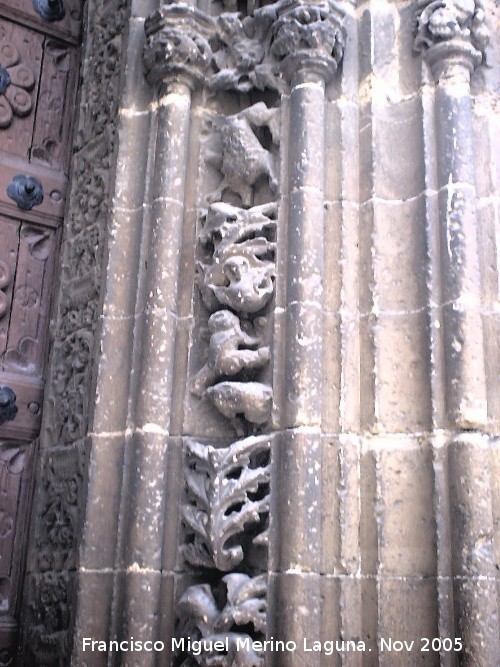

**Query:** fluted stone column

left=267, top=2, right=346, bottom=663
left=415, top=3, right=500, bottom=664
left=116, top=6, right=214, bottom=662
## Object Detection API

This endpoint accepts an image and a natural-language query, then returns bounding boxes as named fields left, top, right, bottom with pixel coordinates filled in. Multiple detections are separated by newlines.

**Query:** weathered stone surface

left=15, top=0, right=500, bottom=663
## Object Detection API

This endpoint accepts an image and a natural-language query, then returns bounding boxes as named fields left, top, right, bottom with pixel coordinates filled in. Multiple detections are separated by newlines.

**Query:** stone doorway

left=0, top=1, right=81, bottom=662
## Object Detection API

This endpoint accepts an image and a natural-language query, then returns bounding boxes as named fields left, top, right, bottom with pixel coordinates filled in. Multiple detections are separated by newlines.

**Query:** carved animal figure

left=206, top=381, right=272, bottom=436
left=191, top=311, right=270, bottom=397
left=212, top=254, right=274, bottom=314
left=207, top=103, right=279, bottom=206
left=0, top=386, right=17, bottom=425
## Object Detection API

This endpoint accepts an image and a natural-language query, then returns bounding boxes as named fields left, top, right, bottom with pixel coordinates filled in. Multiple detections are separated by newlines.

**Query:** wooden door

left=0, top=3, right=81, bottom=662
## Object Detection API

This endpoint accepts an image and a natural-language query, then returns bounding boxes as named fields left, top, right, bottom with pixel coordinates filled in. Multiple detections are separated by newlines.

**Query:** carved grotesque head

left=213, top=255, right=274, bottom=313
left=208, top=310, right=241, bottom=332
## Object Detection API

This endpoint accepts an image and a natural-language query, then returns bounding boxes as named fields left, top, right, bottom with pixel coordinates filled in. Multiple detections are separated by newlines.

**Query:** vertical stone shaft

left=117, top=7, right=213, bottom=657
left=268, top=2, right=345, bottom=660
left=135, top=81, right=192, bottom=431
left=434, top=72, right=487, bottom=428
left=285, top=71, right=326, bottom=428
left=119, top=81, right=192, bottom=662
left=422, top=36, right=499, bottom=663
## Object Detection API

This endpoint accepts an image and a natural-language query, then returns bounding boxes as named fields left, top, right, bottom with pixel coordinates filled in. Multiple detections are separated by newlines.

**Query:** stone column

left=117, top=5, right=213, bottom=661
left=267, top=2, right=345, bottom=662
left=415, top=4, right=499, bottom=664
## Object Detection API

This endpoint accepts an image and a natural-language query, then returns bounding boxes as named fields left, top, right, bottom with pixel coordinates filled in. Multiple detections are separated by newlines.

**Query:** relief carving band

left=143, top=4, right=214, bottom=89
left=0, top=42, right=35, bottom=128
left=178, top=574, right=267, bottom=667
left=182, top=437, right=270, bottom=570
left=206, top=103, right=279, bottom=207
left=194, top=202, right=276, bottom=433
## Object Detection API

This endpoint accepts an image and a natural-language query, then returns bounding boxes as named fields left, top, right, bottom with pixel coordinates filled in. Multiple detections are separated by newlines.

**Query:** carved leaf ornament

left=182, top=437, right=270, bottom=571
left=0, top=42, right=35, bottom=128
left=178, top=574, right=267, bottom=667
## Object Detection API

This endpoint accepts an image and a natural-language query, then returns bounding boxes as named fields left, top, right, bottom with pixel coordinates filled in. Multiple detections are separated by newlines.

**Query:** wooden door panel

left=0, top=0, right=81, bottom=44
left=0, top=5, right=81, bottom=663
left=3, top=224, right=57, bottom=377
left=0, top=20, right=43, bottom=160
left=0, top=154, right=67, bottom=225
left=0, top=441, right=35, bottom=665
left=32, top=39, right=78, bottom=172
left=0, top=373, right=42, bottom=441
left=0, top=218, right=19, bottom=359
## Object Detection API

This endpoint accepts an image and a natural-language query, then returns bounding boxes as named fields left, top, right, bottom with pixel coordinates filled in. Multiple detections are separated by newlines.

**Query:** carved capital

left=143, top=4, right=215, bottom=91
left=265, top=0, right=345, bottom=83
left=414, top=0, right=489, bottom=77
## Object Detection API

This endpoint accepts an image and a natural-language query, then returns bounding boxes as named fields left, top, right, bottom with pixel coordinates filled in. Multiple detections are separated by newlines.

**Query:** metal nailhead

left=33, top=0, right=65, bottom=22
left=7, top=174, right=44, bottom=211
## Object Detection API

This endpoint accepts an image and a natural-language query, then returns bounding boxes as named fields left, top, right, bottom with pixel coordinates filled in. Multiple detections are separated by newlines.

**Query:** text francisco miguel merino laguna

left=82, top=637, right=369, bottom=655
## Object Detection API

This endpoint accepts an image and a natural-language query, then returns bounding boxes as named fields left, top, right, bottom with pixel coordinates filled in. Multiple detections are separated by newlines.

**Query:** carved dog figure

left=191, top=311, right=270, bottom=397
left=206, top=381, right=272, bottom=436
left=207, top=102, right=279, bottom=206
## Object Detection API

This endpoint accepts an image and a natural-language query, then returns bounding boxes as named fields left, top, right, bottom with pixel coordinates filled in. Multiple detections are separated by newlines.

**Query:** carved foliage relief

left=182, top=436, right=270, bottom=571
left=159, top=1, right=288, bottom=662
left=22, top=2, right=130, bottom=666
left=44, top=0, right=130, bottom=446
left=178, top=574, right=267, bottom=667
